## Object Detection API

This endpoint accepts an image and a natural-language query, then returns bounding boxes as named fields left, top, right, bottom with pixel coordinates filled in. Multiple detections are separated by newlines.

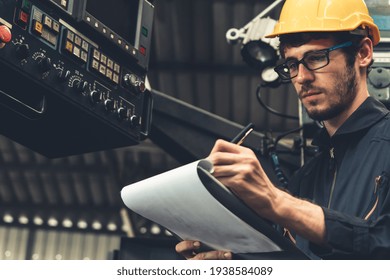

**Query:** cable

left=266, top=127, right=304, bottom=187
left=275, top=126, right=303, bottom=149
left=254, top=81, right=307, bottom=186
left=267, top=138, right=289, bottom=188
left=255, top=83, right=299, bottom=120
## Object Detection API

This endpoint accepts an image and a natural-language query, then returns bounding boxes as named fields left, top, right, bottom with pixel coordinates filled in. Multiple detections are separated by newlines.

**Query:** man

left=176, top=0, right=390, bottom=259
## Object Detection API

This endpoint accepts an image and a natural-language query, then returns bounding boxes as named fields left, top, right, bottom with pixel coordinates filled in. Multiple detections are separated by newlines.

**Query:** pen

left=230, top=123, right=254, bottom=145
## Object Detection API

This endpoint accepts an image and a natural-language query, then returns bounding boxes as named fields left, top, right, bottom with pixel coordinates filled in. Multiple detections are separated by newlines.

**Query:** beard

left=301, top=65, right=358, bottom=121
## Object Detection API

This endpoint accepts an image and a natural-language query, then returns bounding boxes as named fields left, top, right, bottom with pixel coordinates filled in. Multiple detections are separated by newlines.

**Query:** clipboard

left=121, top=159, right=309, bottom=259
left=197, top=165, right=309, bottom=259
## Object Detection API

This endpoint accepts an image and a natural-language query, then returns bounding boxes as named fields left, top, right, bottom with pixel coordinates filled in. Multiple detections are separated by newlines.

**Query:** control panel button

left=117, top=107, right=127, bottom=120
left=123, top=73, right=146, bottom=94
left=0, top=25, right=12, bottom=48
left=32, top=20, right=43, bottom=36
left=74, top=80, right=88, bottom=93
left=123, top=73, right=137, bottom=88
left=17, top=10, right=29, bottom=28
left=30, top=8, right=60, bottom=47
left=37, top=56, right=52, bottom=72
left=130, top=115, right=141, bottom=127
left=63, top=29, right=89, bottom=64
left=104, top=99, right=115, bottom=111
left=89, top=47, right=120, bottom=84
left=89, top=90, right=101, bottom=104
left=139, top=45, right=146, bottom=56
left=21, top=0, right=32, bottom=12
left=57, top=69, right=70, bottom=82
left=15, top=43, right=30, bottom=59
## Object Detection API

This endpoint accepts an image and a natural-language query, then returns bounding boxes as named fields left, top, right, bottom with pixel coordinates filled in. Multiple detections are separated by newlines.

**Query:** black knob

left=89, top=90, right=101, bottom=103
left=74, top=80, right=88, bottom=93
left=130, top=115, right=141, bottom=127
left=104, top=99, right=114, bottom=111
left=123, top=74, right=146, bottom=94
left=15, top=43, right=30, bottom=59
left=123, top=73, right=137, bottom=88
left=57, top=69, right=70, bottom=82
left=117, top=107, right=127, bottom=120
left=37, top=56, right=51, bottom=72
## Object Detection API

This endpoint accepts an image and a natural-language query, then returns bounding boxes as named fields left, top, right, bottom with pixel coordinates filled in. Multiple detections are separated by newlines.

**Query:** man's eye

left=306, top=54, right=327, bottom=63
left=287, top=62, right=298, bottom=71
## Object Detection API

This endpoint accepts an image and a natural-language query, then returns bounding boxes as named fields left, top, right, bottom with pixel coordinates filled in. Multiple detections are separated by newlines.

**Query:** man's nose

left=295, top=63, right=315, bottom=83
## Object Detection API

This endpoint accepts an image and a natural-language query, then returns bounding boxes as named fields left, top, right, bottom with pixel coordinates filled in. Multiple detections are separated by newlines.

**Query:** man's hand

left=175, top=240, right=232, bottom=260
left=208, top=139, right=326, bottom=244
left=208, top=139, right=278, bottom=219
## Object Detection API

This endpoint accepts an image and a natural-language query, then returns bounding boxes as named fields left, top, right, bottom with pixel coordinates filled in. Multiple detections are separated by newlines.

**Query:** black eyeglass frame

left=274, top=41, right=353, bottom=81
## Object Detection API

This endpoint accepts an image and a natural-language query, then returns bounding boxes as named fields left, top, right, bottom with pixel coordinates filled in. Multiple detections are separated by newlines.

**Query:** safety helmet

left=265, top=0, right=380, bottom=46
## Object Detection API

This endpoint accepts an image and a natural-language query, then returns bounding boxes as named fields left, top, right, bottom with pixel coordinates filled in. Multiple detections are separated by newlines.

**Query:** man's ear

left=357, top=37, right=374, bottom=68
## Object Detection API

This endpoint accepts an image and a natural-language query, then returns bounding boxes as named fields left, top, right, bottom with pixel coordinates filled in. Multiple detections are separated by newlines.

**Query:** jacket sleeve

left=310, top=173, right=390, bottom=259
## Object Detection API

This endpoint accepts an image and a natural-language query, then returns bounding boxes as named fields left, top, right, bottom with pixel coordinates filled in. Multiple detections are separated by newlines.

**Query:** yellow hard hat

left=265, top=0, right=380, bottom=46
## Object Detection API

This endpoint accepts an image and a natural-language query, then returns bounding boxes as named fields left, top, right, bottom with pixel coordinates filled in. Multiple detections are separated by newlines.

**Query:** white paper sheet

left=120, top=159, right=282, bottom=253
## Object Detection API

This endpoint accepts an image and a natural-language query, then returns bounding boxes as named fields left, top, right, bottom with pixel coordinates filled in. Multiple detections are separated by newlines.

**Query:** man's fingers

left=191, top=251, right=232, bottom=260
left=175, top=240, right=201, bottom=259
left=209, top=139, right=242, bottom=154
left=176, top=241, right=232, bottom=260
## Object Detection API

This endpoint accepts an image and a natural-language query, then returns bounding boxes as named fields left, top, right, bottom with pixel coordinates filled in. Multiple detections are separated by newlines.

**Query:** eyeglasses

left=274, top=41, right=353, bottom=81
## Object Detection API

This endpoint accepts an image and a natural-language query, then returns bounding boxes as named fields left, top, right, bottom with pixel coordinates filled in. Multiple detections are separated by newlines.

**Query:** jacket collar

left=312, top=97, right=389, bottom=147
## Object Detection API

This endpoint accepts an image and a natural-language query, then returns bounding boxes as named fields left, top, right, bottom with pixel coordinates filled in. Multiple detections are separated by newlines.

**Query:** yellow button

left=65, top=40, right=73, bottom=53
left=33, top=21, right=43, bottom=35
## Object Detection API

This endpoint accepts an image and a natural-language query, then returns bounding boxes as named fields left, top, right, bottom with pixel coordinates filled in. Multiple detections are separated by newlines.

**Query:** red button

left=19, top=10, right=29, bottom=25
left=139, top=45, right=146, bottom=56
left=0, top=25, right=12, bottom=43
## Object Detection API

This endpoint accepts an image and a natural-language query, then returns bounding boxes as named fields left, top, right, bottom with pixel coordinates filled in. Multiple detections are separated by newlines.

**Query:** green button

left=21, top=0, right=32, bottom=12
left=141, top=26, right=148, bottom=37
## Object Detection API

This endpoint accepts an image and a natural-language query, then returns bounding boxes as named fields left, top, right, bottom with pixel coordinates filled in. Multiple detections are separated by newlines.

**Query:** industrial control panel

left=0, top=0, right=154, bottom=157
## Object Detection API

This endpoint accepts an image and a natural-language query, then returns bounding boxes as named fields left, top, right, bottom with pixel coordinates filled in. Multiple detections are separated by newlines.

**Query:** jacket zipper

left=327, top=147, right=337, bottom=208
left=364, top=175, right=382, bottom=220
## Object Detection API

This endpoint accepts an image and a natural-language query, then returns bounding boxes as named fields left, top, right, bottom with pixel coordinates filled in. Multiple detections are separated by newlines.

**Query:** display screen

left=86, top=0, right=140, bottom=45
left=366, top=0, right=390, bottom=31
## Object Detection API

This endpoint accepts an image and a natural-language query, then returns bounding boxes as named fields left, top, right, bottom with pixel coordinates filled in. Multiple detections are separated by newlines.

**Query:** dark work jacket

left=288, top=97, right=390, bottom=259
